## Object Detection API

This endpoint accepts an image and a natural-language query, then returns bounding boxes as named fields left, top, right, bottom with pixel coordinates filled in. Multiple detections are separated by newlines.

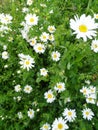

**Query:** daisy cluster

left=0, top=13, right=12, bottom=34
left=0, top=0, right=98, bottom=130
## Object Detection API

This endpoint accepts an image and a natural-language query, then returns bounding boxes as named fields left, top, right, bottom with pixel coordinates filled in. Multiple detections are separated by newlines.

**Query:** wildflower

left=25, top=13, right=38, bottom=26
left=40, top=68, right=48, bottom=76
left=91, top=39, right=98, bottom=53
left=18, top=53, right=35, bottom=71
left=49, top=34, right=55, bottom=42
left=63, top=108, right=76, bottom=122
left=52, top=117, right=69, bottom=130
left=48, top=25, right=56, bottom=33
left=82, top=108, right=94, bottom=120
left=27, top=109, right=35, bottom=119
left=17, top=112, right=23, bottom=119
left=34, top=43, right=46, bottom=54
left=27, top=0, right=33, bottom=6
left=40, top=32, right=49, bottom=42
left=2, top=51, right=9, bottom=59
left=14, top=84, right=21, bottom=92
left=54, top=82, right=65, bottom=93
left=40, top=123, right=51, bottom=130
left=29, top=37, right=37, bottom=46
left=70, top=14, right=98, bottom=41
left=24, top=85, right=32, bottom=94
left=44, top=89, right=55, bottom=103
left=51, top=51, right=61, bottom=61
left=80, top=86, right=90, bottom=96
left=94, top=13, right=98, bottom=19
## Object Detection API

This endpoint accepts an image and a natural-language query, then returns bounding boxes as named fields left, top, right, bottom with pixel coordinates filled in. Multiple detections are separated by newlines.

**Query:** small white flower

left=4, top=65, right=8, bottom=68
left=80, top=86, right=90, bottom=96
left=19, top=53, right=35, bottom=71
left=49, top=34, right=55, bottom=42
left=40, top=68, right=48, bottom=76
left=82, top=108, right=94, bottom=120
left=2, top=51, right=9, bottom=59
left=3, top=45, right=7, bottom=50
left=14, top=84, right=21, bottom=92
left=44, top=89, right=55, bottom=103
left=27, top=109, right=34, bottom=119
left=86, top=94, right=96, bottom=104
left=91, top=39, right=98, bottom=53
left=27, top=0, right=33, bottom=6
left=25, top=13, right=38, bottom=26
left=94, top=13, right=98, bottom=19
left=29, top=37, right=37, bottom=46
left=48, top=26, right=56, bottom=33
left=0, top=14, right=13, bottom=25
left=22, top=7, right=29, bottom=13
left=17, top=96, right=22, bottom=101
left=34, top=43, right=46, bottom=54
left=40, top=123, right=51, bottom=130
left=17, top=112, right=23, bottom=119
left=54, top=82, right=65, bottom=93
left=52, top=117, right=69, bottom=130
left=89, top=86, right=96, bottom=94
left=70, top=14, right=98, bottom=41
left=24, top=85, right=32, bottom=94
left=63, top=108, right=77, bottom=122
left=40, top=32, right=49, bottom=42
left=51, top=51, right=61, bottom=61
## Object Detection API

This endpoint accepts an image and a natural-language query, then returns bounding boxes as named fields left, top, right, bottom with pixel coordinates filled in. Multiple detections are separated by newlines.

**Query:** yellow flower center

left=88, top=98, right=93, bottom=101
left=68, top=111, right=72, bottom=116
left=29, top=111, right=33, bottom=115
left=38, top=46, right=42, bottom=51
left=58, top=123, right=63, bottom=129
left=30, top=18, right=34, bottom=23
left=43, top=35, right=47, bottom=39
left=44, top=125, right=48, bottom=129
left=53, top=54, right=57, bottom=58
left=25, top=60, right=30, bottom=65
left=57, top=85, right=62, bottom=89
left=94, top=44, right=98, bottom=48
left=83, top=89, right=87, bottom=94
left=49, top=27, right=53, bottom=31
left=26, top=87, right=30, bottom=91
left=32, top=40, right=35, bottom=45
left=86, top=111, right=89, bottom=115
left=79, top=24, right=88, bottom=32
left=96, top=15, right=98, bottom=19
left=47, top=94, right=53, bottom=98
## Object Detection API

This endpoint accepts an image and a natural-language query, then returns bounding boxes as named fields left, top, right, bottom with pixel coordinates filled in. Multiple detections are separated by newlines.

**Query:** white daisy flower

left=24, top=85, right=32, bottom=94
left=51, top=51, right=61, bottom=61
left=52, top=117, right=69, bottom=130
left=27, top=0, right=33, bottom=6
left=34, top=43, right=46, bottom=54
left=25, top=13, right=38, bottom=26
left=40, top=32, right=49, bottom=42
left=44, top=89, right=55, bottom=103
left=19, top=54, right=35, bottom=71
left=2, top=51, right=9, bottom=60
left=3, top=45, right=7, bottom=50
left=22, top=7, right=29, bottom=13
left=63, top=108, right=77, bottom=122
left=17, top=112, right=23, bottom=119
left=94, top=13, right=98, bottom=19
left=48, top=25, right=56, bottom=33
left=17, top=96, right=22, bottom=101
left=86, top=94, right=96, bottom=104
left=91, top=39, right=98, bottom=53
left=80, top=86, right=90, bottom=96
left=29, top=37, right=37, bottom=46
left=14, top=84, right=21, bottom=92
left=82, top=108, right=94, bottom=120
left=54, top=82, right=65, bottom=93
left=70, top=14, right=98, bottom=41
left=40, top=68, right=48, bottom=76
left=49, top=34, right=55, bottom=42
left=89, top=85, right=96, bottom=94
left=27, top=109, right=35, bottom=119
left=0, top=14, right=13, bottom=25
left=40, top=123, right=51, bottom=130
